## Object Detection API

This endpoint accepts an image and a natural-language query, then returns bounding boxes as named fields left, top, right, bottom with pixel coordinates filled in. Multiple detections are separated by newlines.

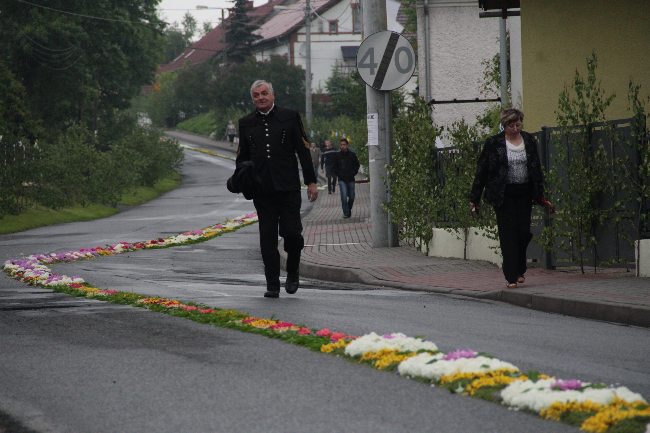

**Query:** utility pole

left=363, top=1, right=398, bottom=248
left=304, top=0, right=312, bottom=129
left=499, top=9, right=510, bottom=108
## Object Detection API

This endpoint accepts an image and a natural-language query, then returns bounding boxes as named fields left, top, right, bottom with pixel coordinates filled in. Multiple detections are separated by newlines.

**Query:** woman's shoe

left=506, top=283, right=518, bottom=289
left=517, top=276, right=525, bottom=284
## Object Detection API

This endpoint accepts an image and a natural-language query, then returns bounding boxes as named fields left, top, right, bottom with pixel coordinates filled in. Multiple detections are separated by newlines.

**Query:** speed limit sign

left=356, top=31, right=415, bottom=91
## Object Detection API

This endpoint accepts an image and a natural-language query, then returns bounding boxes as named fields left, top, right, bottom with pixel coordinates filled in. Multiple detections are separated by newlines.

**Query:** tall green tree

left=209, top=56, right=305, bottom=112
left=224, top=0, right=261, bottom=64
left=0, top=0, right=165, bottom=135
left=181, top=12, right=198, bottom=44
left=161, top=25, right=188, bottom=63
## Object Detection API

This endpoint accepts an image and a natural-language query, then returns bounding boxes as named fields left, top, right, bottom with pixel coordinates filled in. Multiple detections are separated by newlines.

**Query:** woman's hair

left=500, top=108, right=524, bottom=127
left=250, top=80, right=274, bottom=96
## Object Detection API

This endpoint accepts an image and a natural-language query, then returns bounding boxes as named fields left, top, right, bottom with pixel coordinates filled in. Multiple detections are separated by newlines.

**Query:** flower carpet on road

left=3, top=213, right=649, bottom=433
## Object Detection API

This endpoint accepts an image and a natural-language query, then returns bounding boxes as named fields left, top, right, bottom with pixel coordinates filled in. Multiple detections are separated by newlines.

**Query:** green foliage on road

left=537, top=53, right=640, bottom=271
left=0, top=1, right=185, bottom=219
left=389, top=97, right=441, bottom=252
left=0, top=174, right=180, bottom=235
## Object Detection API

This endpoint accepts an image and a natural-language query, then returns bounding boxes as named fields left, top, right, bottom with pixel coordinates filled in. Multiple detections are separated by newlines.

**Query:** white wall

left=417, top=0, right=514, bottom=128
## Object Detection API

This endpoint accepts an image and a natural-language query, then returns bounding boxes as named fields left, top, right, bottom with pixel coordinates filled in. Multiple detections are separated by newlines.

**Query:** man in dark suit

left=236, top=80, right=318, bottom=298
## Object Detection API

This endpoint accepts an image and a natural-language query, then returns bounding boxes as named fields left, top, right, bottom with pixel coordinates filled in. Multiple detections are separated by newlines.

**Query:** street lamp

left=195, top=5, right=228, bottom=22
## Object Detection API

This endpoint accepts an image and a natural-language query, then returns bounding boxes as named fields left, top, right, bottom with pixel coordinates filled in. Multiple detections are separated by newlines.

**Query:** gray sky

left=157, top=0, right=266, bottom=27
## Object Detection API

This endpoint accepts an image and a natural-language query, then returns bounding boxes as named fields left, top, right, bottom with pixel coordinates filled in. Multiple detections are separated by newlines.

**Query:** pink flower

left=316, top=328, right=332, bottom=337
left=330, top=332, right=346, bottom=341
left=198, top=308, right=214, bottom=314
left=270, top=321, right=294, bottom=330
left=551, top=379, right=583, bottom=391
left=180, top=305, right=199, bottom=311
left=297, top=327, right=311, bottom=335
left=442, top=349, right=478, bottom=361
left=98, top=289, right=118, bottom=295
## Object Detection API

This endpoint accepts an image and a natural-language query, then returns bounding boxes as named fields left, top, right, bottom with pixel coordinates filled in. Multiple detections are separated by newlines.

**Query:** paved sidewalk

left=168, top=129, right=650, bottom=328
left=295, top=183, right=650, bottom=328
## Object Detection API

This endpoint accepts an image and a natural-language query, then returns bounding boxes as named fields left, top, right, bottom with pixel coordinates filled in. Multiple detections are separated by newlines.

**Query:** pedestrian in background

left=236, top=80, right=318, bottom=298
left=469, top=108, right=555, bottom=289
left=309, top=142, right=321, bottom=182
left=333, top=138, right=360, bottom=219
left=320, top=139, right=338, bottom=194
left=226, top=120, right=237, bottom=142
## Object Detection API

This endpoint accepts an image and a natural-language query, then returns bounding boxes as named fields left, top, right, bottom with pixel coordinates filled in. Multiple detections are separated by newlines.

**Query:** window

left=329, top=20, right=338, bottom=34
left=351, top=3, right=362, bottom=33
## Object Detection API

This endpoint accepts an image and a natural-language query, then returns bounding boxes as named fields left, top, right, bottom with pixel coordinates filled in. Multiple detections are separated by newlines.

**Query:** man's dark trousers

left=253, top=190, right=304, bottom=287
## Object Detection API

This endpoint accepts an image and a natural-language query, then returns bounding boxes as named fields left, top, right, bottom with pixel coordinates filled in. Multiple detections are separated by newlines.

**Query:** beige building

left=521, top=0, right=650, bottom=131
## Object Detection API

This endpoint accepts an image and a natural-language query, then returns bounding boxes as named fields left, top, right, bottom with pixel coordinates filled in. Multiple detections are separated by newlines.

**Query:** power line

left=16, top=0, right=159, bottom=26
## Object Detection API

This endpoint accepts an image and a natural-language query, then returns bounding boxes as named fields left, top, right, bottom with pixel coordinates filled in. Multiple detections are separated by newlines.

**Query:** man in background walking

left=332, top=138, right=359, bottom=218
left=320, top=139, right=338, bottom=194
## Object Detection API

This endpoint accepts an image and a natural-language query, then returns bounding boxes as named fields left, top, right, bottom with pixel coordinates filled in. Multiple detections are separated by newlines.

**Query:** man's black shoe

left=285, top=273, right=299, bottom=294
left=264, top=283, right=280, bottom=298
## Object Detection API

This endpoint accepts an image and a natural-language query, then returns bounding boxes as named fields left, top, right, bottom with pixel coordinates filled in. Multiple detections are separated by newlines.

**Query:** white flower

left=397, top=353, right=517, bottom=381
left=345, top=332, right=438, bottom=357
left=500, top=379, right=646, bottom=413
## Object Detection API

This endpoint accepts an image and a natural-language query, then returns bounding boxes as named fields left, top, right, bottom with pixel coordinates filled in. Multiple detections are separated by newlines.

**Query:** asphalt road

left=1, top=138, right=648, bottom=433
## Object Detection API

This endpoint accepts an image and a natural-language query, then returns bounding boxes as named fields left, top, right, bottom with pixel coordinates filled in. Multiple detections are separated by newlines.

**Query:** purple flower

left=443, top=349, right=478, bottom=361
left=551, top=379, right=583, bottom=391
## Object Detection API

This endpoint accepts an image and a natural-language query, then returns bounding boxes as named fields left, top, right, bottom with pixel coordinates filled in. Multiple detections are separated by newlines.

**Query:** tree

left=224, top=0, right=261, bottom=64
left=181, top=12, right=197, bottom=45
left=209, top=56, right=305, bottom=112
left=201, top=22, right=214, bottom=37
left=162, top=25, right=187, bottom=63
left=0, top=0, right=165, bottom=135
left=325, top=68, right=367, bottom=119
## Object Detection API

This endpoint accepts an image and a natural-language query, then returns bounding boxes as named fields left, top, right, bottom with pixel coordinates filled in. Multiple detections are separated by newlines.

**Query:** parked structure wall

left=416, top=0, right=521, bottom=129
left=521, top=0, right=650, bottom=131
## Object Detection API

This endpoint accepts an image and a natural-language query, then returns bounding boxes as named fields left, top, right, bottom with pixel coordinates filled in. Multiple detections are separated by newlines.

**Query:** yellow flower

left=466, top=373, right=528, bottom=396
left=439, top=368, right=519, bottom=385
left=320, top=339, right=349, bottom=353
left=359, top=349, right=417, bottom=370
left=540, top=400, right=603, bottom=421
left=245, top=319, right=277, bottom=329
left=580, top=399, right=650, bottom=433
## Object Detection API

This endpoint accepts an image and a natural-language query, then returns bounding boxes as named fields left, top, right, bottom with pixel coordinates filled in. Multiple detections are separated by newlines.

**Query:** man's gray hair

left=250, top=80, right=274, bottom=97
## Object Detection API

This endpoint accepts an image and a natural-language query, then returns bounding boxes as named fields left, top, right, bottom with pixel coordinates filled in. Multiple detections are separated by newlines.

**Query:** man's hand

left=307, top=183, right=318, bottom=202
left=469, top=202, right=480, bottom=217
left=537, top=197, right=556, bottom=214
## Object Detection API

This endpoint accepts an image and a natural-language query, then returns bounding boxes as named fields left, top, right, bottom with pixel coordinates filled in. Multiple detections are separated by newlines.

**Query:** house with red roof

left=158, top=0, right=285, bottom=74
left=158, top=1, right=414, bottom=96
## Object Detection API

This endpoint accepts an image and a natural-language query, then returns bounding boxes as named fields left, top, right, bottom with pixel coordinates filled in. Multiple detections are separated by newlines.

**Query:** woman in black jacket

left=470, top=108, right=555, bottom=288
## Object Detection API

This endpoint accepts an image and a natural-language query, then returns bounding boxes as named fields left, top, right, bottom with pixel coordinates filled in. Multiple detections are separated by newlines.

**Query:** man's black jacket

left=236, top=106, right=316, bottom=193
left=333, top=150, right=360, bottom=183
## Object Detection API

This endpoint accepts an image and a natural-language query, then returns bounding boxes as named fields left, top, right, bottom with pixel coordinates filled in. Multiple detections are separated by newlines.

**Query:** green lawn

left=0, top=174, right=181, bottom=235
left=176, top=111, right=217, bottom=136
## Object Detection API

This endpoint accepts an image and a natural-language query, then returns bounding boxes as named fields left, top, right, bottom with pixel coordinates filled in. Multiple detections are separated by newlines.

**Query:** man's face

left=340, top=141, right=348, bottom=152
left=251, top=84, right=275, bottom=112
left=324, top=140, right=331, bottom=149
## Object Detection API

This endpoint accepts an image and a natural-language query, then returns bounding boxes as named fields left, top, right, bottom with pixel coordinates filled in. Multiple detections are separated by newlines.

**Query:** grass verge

left=0, top=173, right=181, bottom=235
left=176, top=111, right=217, bottom=136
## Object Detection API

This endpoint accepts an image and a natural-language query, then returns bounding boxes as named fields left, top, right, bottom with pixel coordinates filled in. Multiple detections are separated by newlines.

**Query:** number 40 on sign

left=356, top=31, right=416, bottom=92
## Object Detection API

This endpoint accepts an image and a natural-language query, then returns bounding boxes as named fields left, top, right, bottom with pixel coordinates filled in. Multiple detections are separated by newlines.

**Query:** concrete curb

left=282, top=251, right=650, bottom=328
